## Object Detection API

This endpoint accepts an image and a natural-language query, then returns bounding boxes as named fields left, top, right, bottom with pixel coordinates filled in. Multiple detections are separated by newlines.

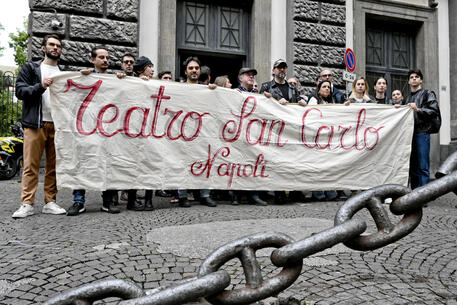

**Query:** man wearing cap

left=232, top=67, right=268, bottom=206
left=237, top=67, right=258, bottom=92
left=260, top=59, right=306, bottom=105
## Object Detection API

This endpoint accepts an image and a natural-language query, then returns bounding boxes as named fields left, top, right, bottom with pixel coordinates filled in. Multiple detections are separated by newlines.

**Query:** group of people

left=11, top=33, right=441, bottom=218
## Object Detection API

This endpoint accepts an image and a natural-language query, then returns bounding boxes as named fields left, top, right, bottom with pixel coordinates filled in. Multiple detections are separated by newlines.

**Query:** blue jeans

left=312, top=190, right=337, bottom=201
left=73, top=189, right=115, bottom=204
left=178, top=189, right=210, bottom=199
left=410, top=133, right=430, bottom=189
left=73, top=189, right=85, bottom=204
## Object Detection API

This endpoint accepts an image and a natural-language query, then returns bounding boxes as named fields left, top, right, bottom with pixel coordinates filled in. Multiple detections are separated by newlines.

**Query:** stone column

left=449, top=0, right=457, bottom=141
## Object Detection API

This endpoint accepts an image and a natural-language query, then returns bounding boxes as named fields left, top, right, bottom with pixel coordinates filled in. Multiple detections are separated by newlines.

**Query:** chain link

left=43, top=152, right=457, bottom=305
left=198, top=233, right=302, bottom=305
left=42, top=279, right=144, bottom=305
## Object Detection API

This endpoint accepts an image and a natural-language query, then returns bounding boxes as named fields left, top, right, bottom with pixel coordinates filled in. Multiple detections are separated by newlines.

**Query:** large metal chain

left=43, top=151, right=457, bottom=305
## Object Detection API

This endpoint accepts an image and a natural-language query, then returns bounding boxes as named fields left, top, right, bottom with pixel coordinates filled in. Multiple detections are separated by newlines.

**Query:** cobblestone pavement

left=1, top=174, right=457, bottom=304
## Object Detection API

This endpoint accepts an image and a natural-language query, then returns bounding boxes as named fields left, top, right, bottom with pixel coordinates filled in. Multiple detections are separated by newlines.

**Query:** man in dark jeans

left=177, top=56, right=217, bottom=208
left=404, top=68, right=440, bottom=189
left=68, top=46, right=123, bottom=216
left=260, top=59, right=307, bottom=204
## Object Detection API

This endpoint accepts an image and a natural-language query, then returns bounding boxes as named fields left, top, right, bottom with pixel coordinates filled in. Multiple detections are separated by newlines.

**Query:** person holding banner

left=319, top=69, right=345, bottom=104
left=260, top=59, right=307, bottom=205
left=307, top=80, right=334, bottom=105
left=68, top=46, right=123, bottom=216
left=121, top=53, right=135, bottom=77
left=12, top=34, right=67, bottom=218
left=404, top=69, right=441, bottom=189
left=134, top=56, right=155, bottom=80
left=344, top=77, right=375, bottom=105
left=259, top=59, right=306, bottom=105
left=177, top=56, right=217, bottom=208
left=390, top=90, right=404, bottom=105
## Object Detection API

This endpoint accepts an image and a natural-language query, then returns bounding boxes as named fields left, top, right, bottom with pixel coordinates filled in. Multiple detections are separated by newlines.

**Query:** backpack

left=427, top=90, right=441, bottom=134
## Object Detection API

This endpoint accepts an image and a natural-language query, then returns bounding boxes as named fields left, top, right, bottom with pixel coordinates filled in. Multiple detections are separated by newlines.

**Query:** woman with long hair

left=308, top=80, right=334, bottom=105
left=344, top=77, right=375, bottom=105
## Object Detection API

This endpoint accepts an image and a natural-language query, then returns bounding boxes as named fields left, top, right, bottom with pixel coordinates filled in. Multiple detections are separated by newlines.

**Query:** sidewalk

left=1, top=174, right=457, bottom=304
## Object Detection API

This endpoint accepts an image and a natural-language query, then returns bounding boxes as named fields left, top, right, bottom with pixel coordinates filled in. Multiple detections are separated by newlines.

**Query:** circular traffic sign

left=345, top=48, right=356, bottom=72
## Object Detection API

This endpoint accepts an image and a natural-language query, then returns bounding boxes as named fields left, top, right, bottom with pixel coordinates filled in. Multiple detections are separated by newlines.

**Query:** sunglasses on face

left=123, top=60, right=134, bottom=64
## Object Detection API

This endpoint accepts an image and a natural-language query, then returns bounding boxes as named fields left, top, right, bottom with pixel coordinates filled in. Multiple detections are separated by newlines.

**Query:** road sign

left=345, top=48, right=356, bottom=72
left=343, top=71, right=356, bottom=82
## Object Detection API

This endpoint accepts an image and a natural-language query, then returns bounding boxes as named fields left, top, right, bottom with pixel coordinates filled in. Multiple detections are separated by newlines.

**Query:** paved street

left=1, top=173, right=457, bottom=304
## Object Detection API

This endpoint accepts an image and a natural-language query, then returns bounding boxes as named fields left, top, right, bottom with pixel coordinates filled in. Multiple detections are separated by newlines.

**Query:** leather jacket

left=16, top=60, right=46, bottom=129
left=259, top=79, right=304, bottom=103
left=403, top=88, right=440, bottom=134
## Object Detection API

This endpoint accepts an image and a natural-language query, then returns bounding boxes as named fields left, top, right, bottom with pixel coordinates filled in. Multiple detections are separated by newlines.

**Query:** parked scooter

left=0, top=122, right=24, bottom=179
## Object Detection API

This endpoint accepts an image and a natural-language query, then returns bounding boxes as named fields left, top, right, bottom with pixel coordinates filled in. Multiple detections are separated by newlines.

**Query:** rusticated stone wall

left=292, top=0, right=346, bottom=92
left=28, top=0, right=139, bottom=70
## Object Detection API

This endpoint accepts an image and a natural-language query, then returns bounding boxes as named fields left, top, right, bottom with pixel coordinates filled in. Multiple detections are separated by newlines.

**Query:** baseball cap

left=238, top=67, right=258, bottom=76
left=273, top=59, right=288, bottom=68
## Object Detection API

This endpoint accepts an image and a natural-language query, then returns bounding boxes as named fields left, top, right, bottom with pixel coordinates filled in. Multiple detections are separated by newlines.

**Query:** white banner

left=50, top=73, right=414, bottom=191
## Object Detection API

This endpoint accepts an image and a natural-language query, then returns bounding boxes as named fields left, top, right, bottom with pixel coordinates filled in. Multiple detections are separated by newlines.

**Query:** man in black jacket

left=260, top=59, right=307, bottom=105
left=12, top=34, right=67, bottom=218
left=404, top=69, right=441, bottom=189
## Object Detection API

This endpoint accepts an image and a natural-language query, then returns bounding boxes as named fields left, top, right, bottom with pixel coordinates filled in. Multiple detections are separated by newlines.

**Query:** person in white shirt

left=12, top=34, right=66, bottom=218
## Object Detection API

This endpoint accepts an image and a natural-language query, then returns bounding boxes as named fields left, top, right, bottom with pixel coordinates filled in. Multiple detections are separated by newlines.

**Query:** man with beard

left=12, top=34, right=67, bottom=218
left=68, top=46, right=122, bottom=216
left=177, top=56, right=217, bottom=208
left=260, top=59, right=306, bottom=205
left=260, top=59, right=306, bottom=105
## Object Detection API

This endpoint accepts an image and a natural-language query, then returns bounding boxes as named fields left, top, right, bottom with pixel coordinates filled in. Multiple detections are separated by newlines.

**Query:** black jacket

left=16, top=60, right=46, bottom=129
left=259, top=79, right=304, bottom=103
left=403, top=88, right=440, bottom=134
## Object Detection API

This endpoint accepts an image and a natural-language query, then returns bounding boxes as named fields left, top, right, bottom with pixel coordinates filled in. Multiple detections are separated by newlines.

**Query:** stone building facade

left=27, top=0, right=455, bottom=169
left=29, top=0, right=140, bottom=70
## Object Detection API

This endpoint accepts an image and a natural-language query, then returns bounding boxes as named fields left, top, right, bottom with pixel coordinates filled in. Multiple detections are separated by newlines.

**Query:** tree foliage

left=0, top=23, right=4, bottom=56
left=8, top=19, right=29, bottom=68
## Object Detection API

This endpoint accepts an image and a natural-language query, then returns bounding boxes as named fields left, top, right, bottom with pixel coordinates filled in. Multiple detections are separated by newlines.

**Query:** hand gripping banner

left=50, top=73, right=414, bottom=191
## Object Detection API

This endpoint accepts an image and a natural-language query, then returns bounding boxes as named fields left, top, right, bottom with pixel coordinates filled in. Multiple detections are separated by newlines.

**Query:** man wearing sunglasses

left=121, top=54, right=135, bottom=76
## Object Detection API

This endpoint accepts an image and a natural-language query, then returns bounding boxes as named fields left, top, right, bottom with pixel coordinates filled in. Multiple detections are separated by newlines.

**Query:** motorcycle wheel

left=0, top=157, right=18, bottom=180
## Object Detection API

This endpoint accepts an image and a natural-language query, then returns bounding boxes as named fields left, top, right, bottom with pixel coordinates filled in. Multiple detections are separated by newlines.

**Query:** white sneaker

left=42, top=202, right=66, bottom=215
left=12, top=204, right=35, bottom=218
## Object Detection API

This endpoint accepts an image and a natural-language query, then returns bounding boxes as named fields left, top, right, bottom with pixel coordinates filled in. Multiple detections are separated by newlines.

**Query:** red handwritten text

left=190, top=144, right=269, bottom=188
left=222, top=96, right=287, bottom=147
left=65, top=79, right=209, bottom=141
left=301, top=107, right=384, bottom=151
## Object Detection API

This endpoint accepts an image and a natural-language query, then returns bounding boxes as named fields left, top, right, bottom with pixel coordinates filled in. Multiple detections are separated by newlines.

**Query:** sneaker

left=12, top=204, right=34, bottom=218
left=67, top=202, right=86, bottom=216
left=42, top=202, right=66, bottom=215
left=101, top=201, right=120, bottom=214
